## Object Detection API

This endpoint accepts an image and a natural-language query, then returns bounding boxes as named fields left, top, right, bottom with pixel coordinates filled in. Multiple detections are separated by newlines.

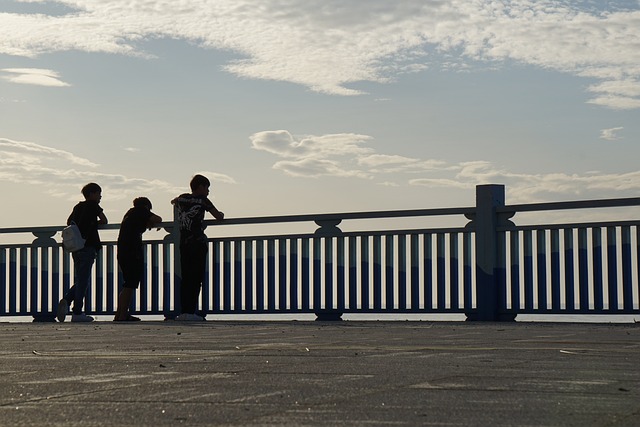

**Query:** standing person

left=57, top=182, right=108, bottom=322
left=171, top=174, right=224, bottom=321
left=114, top=197, right=162, bottom=322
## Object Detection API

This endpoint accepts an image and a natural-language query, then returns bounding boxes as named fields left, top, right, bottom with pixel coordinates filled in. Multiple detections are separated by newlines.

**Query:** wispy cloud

left=0, top=1, right=638, bottom=107
left=252, top=130, right=640, bottom=202
left=600, top=127, right=624, bottom=141
left=0, top=68, right=70, bottom=87
left=0, top=137, right=200, bottom=201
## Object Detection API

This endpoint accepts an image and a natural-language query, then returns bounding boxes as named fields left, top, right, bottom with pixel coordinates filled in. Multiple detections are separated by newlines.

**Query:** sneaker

left=174, top=313, right=205, bottom=321
left=56, top=299, right=68, bottom=323
left=71, top=313, right=95, bottom=322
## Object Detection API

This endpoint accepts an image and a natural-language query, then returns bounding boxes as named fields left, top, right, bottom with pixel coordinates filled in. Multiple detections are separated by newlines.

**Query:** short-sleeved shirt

left=173, top=193, right=214, bottom=246
left=68, top=200, right=103, bottom=249
left=117, top=206, right=154, bottom=254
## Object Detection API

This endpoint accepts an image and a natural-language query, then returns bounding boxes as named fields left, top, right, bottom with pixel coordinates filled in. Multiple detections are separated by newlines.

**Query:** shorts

left=118, top=249, right=144, bottom=289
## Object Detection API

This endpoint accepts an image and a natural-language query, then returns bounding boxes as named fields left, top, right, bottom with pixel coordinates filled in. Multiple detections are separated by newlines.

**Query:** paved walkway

left=0, top=321, right=638, bottom=426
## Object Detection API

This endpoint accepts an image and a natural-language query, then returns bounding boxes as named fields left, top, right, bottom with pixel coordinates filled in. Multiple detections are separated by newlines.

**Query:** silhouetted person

left=57, top=182, right=108, bottom=322
left=114, top=197, right=162, bottom=321
left=171, top=174, right=224, bottom=321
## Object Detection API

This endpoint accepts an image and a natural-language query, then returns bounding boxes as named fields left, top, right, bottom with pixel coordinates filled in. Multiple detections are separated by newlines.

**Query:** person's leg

left=71, top=246, right=97, bottom=314
left=115, top=288, right=135, bottom=320
left=115, top=252, right=142, bottom=321
left=179, top=242, right=207, bottom=314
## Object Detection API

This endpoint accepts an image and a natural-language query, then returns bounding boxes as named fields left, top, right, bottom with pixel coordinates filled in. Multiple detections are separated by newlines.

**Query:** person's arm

left=97, top=211, right=108, bottom=225
left=146, top=213, right=163, bottom=229
left=208, top=206, right=224, bottom=221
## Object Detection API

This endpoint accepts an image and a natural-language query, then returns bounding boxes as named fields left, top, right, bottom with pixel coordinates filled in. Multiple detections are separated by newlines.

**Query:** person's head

left=190, top=174, right=210, bottom=196
left=133, top=197, right=152, bottom=210
left=81, top=182, right=102, bottom=201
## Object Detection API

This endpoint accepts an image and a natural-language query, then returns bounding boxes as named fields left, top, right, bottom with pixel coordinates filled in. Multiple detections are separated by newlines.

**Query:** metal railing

left=1, top=184, right=639, bottom=321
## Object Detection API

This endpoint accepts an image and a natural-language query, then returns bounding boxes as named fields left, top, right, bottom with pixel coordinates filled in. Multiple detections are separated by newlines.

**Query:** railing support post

left=170, top=205, right=182, bottom=320
left=469, top=184, right=513, bottom=321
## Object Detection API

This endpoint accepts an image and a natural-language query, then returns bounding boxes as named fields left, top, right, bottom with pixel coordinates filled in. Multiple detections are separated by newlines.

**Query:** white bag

left=62, top=223, right=85, bottom=252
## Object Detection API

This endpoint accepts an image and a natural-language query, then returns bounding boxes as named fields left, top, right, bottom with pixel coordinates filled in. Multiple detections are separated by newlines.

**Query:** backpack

left=62, top=222, right=85, bottom=252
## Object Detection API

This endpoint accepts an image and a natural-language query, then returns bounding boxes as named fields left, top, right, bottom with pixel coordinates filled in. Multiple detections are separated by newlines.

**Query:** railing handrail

left=0, top=206, right=476, bottom=235
left=498, top=196, right=640, bottom=214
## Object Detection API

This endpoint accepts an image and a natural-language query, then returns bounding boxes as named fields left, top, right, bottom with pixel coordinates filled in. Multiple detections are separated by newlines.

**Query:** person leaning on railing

left=114, top=197, right=163, bottom=322
left=171, top=174, right=224, bottom=321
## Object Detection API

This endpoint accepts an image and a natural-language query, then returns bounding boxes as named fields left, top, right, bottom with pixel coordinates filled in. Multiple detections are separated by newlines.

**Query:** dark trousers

left=179, top=242, right=208, bottom=314
left=66, top=246, right=97, bottom=314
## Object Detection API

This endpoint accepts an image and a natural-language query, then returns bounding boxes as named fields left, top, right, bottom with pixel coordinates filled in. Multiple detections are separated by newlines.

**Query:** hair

left=189, top=174, right=210, bottom=192
left=81, top=182, right=102, bottom=198
left=133, top=197, right=152, bottom=210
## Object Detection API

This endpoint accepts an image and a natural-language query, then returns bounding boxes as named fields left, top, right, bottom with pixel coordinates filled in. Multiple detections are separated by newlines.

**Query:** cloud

left=252, top=130, right=640, bottom=202
left=0, top=68, right=70, bottom=87
left=0, top=1, right=638, bottom=106
left=0, top=136, right=225, bottom=201
left=599, top=127, right=624, bottom=141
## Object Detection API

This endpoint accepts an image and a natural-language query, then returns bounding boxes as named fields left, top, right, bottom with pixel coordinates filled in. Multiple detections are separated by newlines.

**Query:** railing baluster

left=222, top=241, right=232, bottom=312
left=397, top=234, right=407, bottom=311
left=337, top=236, right=346, bottom=312
left=234, top=240, right=243, bottom=311
left=592, top=228, right=604, bottom=312
left=523, top=230, right=533, bottom=311
left=360, top=236, right=370, bottom=310
left=410, top=234, right=420, bottom=310
left=621, top=226, right=633, bottom=312
left=244, top=240, right=254, bottom=311
left=606, top=227, right=618, bottom=311
left=349, top=236, right=358, bottom=311
left=289, top=239, right=298, bottom=311
left=313, top=237, right=322, bottom=311
left=9, top=248, right=17, bottom=314
left=578, top=228, right=589, bottom=312
left=255, top=239, right=264, bottom=312
left=1, top=248, right=6, bottom=315
left=279, top=239, right=287, bottom=310
left=436, top=233, right=445, bottom=310
left=550, top=229, right=561, bottom=312
left=537, top=230, right=547, bottom=311
left=385, top=234, right=394, bottom=310
left=324, top=237, right=334, bottom=310
left=463, top=232, right=473, bottom=311
left=423, top=233, right=433, bottom=310
left=450, top=233, right=459, bottom=311
left=373, top=235, right=382, bottom=310
left=107, top=245, right=117, bottom=314
left=510, top=231, right=520, bottom=311
left=564, top=229, right=575, bottom=311
left=150, top=243, right=160, bottom=313
left=20, top=248, right=28, bottom=314
left=301, top=238, right=310, bottom=311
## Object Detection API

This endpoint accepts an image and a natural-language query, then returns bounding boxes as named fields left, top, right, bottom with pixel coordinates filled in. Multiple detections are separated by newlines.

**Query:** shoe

left=71, top=313, right=95, bottom=322
left=56, top=299, right=68, bottom=323
left=114, top=314, right=141, bottom=322
left=174, top=313, right=204, bottom=321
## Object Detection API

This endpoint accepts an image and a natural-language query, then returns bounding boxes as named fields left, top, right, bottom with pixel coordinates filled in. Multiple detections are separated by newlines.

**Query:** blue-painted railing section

left=1, top=184, right=639, bottom=321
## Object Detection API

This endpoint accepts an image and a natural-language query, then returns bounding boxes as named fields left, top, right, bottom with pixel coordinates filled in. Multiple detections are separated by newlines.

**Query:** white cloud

left=600, top=127, right=624, bottom=141
left=252, top=130, right=640, bottom=202
left=0, top=68, right=70, bottom=87
left=0, top=1, right=638, bottom=106
left=0, top=136, right=204, bottom=201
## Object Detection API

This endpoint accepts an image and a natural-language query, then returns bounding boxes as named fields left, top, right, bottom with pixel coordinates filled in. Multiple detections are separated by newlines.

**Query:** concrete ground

left=0, top=320, right=638, bottom=426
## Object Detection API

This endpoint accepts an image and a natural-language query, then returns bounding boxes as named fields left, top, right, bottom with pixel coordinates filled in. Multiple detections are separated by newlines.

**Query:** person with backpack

left=57, top=182, right=108, bottom=322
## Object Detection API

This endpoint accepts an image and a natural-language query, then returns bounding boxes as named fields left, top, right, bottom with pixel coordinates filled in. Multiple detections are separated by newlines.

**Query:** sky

left=1, top=0, right=639, bottom=231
